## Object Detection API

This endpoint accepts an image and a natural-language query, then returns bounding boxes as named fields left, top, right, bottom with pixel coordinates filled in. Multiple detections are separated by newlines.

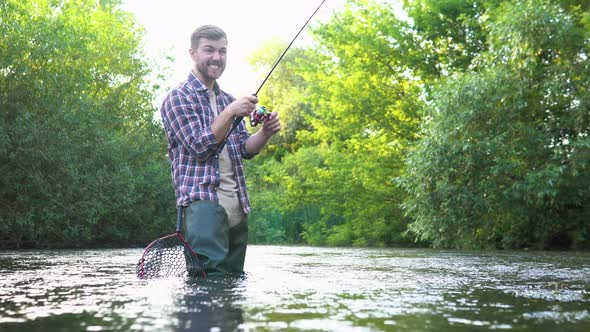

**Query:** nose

left=212, top=51, right=223, bottom=61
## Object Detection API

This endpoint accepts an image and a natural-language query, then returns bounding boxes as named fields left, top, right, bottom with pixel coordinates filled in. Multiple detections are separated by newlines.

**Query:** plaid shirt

left=160, top=71, right=254, bottom=213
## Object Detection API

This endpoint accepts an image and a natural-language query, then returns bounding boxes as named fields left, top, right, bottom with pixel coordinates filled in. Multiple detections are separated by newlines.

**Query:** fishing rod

left=222, top=0, right=328, bottom=143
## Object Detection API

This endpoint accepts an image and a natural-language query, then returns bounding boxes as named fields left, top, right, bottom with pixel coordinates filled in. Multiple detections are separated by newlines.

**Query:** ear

left=189, top=48, right=197, bottom=61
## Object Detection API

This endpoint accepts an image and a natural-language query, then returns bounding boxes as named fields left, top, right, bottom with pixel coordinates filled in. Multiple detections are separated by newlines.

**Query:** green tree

left=401, top=0, right=590, bottom=249
left=247, top=0, right=423, bottom=246
left=246, top=40, right=315, bottom=244
left=0, top=0, right=174, bottom=248
left=294, top=0, right=424, bottom=246
left=247, top=0, right=589, bottom=250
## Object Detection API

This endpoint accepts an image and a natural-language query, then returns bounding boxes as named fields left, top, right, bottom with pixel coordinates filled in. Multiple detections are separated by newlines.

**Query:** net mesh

left=136, top=232, right=205, bottom=279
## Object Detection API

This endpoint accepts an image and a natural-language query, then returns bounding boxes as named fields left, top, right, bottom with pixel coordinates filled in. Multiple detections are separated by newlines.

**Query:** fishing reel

left=250, top=105, right=271, bottom=127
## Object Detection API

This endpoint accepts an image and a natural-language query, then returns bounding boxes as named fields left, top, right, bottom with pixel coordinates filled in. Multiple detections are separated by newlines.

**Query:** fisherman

left=159, top=25, right=281, bottom=274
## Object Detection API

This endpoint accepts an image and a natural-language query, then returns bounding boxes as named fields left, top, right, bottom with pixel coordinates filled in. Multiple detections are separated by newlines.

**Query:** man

left=160, top=25, right=281, bottom=274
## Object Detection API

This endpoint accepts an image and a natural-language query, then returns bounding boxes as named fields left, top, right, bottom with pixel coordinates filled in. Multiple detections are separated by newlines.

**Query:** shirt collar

left=188, top=71, right=220, bottom=94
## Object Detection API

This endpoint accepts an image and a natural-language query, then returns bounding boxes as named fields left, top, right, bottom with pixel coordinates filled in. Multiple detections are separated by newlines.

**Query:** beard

left=196, top=60, right=225, bottom=82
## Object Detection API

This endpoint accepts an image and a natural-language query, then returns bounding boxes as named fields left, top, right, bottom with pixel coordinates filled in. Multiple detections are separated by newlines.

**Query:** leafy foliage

left=3, top=0, right=589, bottom=250
left=0, top=0, right=174, bottom=248
left=247, top=0, right=590, bottom=249
left=400, top=0, right=590, bottom=249
left=247, top=0, right=423, bottom=247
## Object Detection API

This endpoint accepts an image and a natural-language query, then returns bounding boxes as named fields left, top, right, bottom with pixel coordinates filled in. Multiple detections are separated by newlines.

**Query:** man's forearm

left=245, top=129, right=272, bottom=155
left=212, top=95, right=259, bottom=143
left=211, top=111, right=236, bottom=143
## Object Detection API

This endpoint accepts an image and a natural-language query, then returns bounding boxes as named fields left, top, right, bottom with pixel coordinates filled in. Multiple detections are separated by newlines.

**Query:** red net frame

left=136, top=207, right=206, bottom=279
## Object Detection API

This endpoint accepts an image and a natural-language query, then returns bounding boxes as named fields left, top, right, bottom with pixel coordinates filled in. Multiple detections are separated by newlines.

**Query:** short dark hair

left=190, top=25, right=227, bottom=49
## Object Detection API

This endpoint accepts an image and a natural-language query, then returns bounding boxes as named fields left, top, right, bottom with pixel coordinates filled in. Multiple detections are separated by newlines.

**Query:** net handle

left=176, top=206, right=183, bottom=233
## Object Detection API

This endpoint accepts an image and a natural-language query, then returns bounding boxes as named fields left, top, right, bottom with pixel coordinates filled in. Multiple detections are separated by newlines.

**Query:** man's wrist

left=260, top=128, right=274, bottom=140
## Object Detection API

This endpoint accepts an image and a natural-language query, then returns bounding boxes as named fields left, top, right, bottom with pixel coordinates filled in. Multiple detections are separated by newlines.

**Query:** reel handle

left=250, top=105, right=271, bottom=127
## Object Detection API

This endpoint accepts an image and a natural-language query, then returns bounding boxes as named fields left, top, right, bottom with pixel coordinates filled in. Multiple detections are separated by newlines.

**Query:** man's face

left=190, top=37, right=227, bottom=85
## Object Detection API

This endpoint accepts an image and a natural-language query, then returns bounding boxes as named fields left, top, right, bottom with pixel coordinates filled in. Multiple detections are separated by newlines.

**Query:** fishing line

left=254, top=0, right=327, bottom=96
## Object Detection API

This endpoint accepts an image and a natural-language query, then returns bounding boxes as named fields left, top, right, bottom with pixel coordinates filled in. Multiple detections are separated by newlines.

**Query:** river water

left=0, top=246, right=589, bottom=331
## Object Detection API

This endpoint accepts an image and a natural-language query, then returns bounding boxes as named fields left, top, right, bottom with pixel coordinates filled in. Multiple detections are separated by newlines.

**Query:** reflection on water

left=0, top=246, right=589, bottom=331
left=175, top=276, right=246, bottom=331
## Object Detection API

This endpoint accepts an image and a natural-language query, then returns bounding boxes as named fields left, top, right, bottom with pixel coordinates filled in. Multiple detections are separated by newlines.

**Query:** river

left=0, top=246, right=589, bottom=331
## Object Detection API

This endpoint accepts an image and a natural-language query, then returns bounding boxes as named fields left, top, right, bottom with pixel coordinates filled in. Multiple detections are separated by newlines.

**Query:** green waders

left=183, top=200, right=248, bottom=275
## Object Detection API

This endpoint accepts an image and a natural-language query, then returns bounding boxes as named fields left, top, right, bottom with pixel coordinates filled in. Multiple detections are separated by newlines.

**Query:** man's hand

left=261, top=112, right=281, bottom=138
left=227, top=95, right=258, bottom=118
left=245, top=111, right=281, bottom=155
left=212, top=95, right=258, bottom=143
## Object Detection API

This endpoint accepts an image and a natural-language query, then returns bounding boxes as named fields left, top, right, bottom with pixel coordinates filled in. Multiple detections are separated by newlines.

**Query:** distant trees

left=247, top=0, right=590, bottom=249
left=2, top=0, right=588, bottom=249
left=247, top=0, right=423, bottom=247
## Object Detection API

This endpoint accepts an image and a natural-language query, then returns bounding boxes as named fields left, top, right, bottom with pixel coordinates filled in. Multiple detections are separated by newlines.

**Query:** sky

left=122, top=0, right=347, bottom=98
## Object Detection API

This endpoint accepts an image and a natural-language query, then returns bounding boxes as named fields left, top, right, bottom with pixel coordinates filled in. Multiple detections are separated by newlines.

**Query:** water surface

left=1, top=246, right=589, bottom=331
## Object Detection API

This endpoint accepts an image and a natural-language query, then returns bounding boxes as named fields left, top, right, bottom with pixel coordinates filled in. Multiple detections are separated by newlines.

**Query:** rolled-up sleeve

left=162, top=90, right=219, bottom=161
left=236, top=120, right=255, bottom=160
